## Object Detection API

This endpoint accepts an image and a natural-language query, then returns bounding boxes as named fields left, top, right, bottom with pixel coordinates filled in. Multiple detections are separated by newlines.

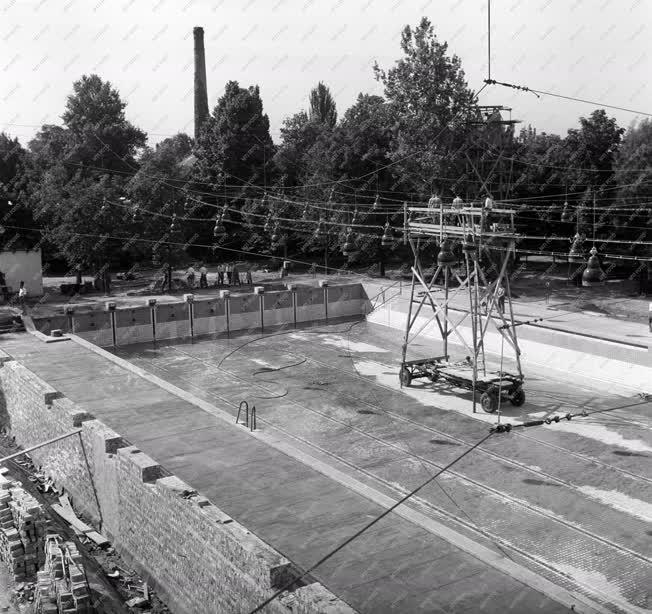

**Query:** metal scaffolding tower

left=399, top=197, right=525, bottom=414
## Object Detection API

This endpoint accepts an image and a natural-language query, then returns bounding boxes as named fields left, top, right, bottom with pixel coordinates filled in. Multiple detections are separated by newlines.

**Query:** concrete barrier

left=296, top=286, right=325, bottom=323
left=263, top=291, right=294, bottom=328
left=192, top=297, right=227, bottom=336
left=31, top=315, right=70, bottom=336
left=229, top=294, right=262, bottom=333
left=71, top=311, right=114, bottom=347
left=28, top=283, right=372, bottom=347
left=115, top=306, right=153, bottom=345
left=154, top=302, right=190, bottom=341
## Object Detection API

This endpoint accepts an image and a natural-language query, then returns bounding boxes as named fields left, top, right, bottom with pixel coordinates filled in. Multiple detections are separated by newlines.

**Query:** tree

left=0, top=133, right=39, bottom=250
left=564, top=109, right=624, bottom=195
left=61, top=74, right=146, bottom=173
left=194, top=81, right=274, bottom=192
left=614, top=119, right=652, bottom=281
left=615, top=118, right=652, bottom=200
left=274, top=110, right=330, bottom=188
left=25, top=75, right=147, bottom=276
left=373, top=17, right=478, bottom=197
left=126, top=133, right=195, bottom=264
left=193, top=81, right=275, bottom=263
left=309, top=82, right=337, bottom=128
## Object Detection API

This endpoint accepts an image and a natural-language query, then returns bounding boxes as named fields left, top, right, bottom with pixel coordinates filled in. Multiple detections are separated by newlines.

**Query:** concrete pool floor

left=3, top=322, right=651, bottom=613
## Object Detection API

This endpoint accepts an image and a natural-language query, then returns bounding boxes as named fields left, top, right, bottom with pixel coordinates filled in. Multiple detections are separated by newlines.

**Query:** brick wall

left=0, top=355, right=357, bottom=614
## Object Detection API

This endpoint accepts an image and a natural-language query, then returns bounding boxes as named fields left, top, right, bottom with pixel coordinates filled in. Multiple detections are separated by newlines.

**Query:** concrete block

left=82, top=420, right=125, bottom=454
left=117, top=446, right=166, bottom=483
left=156, top=475, right=196, bottom=496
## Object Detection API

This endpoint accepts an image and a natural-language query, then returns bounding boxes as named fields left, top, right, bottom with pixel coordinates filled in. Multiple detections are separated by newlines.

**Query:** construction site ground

left=2, top=300, right=650, bottom=613
left=0, top=433, right=169, bottom=614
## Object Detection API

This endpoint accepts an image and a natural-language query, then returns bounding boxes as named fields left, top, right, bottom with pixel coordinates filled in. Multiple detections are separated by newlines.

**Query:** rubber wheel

left=510, top=387, right=525, bottom=406
left=480, top=391, right=498, bottom=413
left=429, top=371, right=440, bottom=383
left=399, top=367, right=412, bottom=387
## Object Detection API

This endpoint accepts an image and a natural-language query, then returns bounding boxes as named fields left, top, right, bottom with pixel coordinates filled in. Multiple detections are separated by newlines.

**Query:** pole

left=0, top=430, right=82, bottom=464
left=504, top=246, right=523, bottom=379
left=487, top=0, right=491, bottom=80
left=401, top=238, right=420, bottom=375
left=466, top=251, right=478, bottom=413
left=474, top=258, right=487, bottom=376
left=443, top=265, right=449, bottom=359
left=403, top=201, right=408, bottom=246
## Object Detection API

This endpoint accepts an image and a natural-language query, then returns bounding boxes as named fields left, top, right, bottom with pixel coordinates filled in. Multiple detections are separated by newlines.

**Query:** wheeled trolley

left=399, top=359, right=525, bottom=413
left=398, top=355, right=449, bottom=387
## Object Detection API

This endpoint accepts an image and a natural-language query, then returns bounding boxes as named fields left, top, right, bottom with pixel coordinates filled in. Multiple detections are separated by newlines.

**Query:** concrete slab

left=0, top=331, right=633, bottom=613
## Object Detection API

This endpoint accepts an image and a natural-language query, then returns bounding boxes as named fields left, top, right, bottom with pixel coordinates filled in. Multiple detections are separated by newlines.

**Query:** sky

left=1, top=0, right=650, bottom=148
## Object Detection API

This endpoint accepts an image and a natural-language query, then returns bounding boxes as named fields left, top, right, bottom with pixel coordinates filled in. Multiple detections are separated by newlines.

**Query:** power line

left=485, top=79, right=652, bottom=118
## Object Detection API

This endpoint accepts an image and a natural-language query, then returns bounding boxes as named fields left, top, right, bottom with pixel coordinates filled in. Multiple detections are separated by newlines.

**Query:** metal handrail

left=236, top=400, right=257, bottom=431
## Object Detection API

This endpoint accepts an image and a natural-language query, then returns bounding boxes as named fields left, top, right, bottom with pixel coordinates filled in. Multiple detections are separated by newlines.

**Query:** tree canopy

left=3, top=18, right=649, bottom=279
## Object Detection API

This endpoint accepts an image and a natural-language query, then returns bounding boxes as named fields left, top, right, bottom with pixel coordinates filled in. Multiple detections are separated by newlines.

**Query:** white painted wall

left=0, top=250, right=43, bottom=296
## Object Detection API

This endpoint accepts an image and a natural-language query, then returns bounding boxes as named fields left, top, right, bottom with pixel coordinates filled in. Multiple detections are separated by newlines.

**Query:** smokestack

left=193, top=27, right=209, bottom=141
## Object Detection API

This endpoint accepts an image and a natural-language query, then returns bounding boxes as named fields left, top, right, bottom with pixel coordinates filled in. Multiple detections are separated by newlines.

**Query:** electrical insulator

left=351, top=208, right=358, bottom=225
left=381, top=222, right=393, bottom=247
left=568, top=233, right=585, bottom=263
left=561, top=201, right=571, bottom=222
left=302, top=204, right=309, bottom=219
left=452, top=196, right=464, bottom=209
left=462, top=234, right=475, bottom=252
left=372, top=194, right=381, bottom=211
left=270, top=222, right=280, bottom=244
left=264, top=216, right=272, bottom=233
left=169, top=214, right=177, bottom=233
left=213, top=217, right=226, bottom=239
left=484, top=196, right=494, bottom=210
left=437, top=238, right=457, bottom=266
left=342, top=227, right=354, bottom=256
left=582, top=246, right=605, bottom=286
left=313, top=218, right=324, bottom=240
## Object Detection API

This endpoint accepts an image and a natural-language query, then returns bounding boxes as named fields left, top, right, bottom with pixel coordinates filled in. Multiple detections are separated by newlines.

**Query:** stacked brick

left=34, top=537, right=92, bottom=614
left=0, top=477, right=48, bottom=582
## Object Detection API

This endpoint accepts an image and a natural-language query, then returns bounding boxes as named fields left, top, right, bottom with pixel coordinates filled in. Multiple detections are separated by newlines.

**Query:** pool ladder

left=236, top=400, right=257, bottom=431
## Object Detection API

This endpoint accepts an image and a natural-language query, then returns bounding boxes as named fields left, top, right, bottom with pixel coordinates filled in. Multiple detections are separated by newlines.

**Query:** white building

left=0, top=249, right=43, bottom=297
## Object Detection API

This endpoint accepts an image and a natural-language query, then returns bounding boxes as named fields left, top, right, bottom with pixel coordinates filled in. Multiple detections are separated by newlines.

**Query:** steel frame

left=400, top=203, right=524, bottom=414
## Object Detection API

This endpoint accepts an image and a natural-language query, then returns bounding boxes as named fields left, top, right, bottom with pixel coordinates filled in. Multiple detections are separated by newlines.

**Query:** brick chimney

left=193, top=27, right=209, bottom=141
